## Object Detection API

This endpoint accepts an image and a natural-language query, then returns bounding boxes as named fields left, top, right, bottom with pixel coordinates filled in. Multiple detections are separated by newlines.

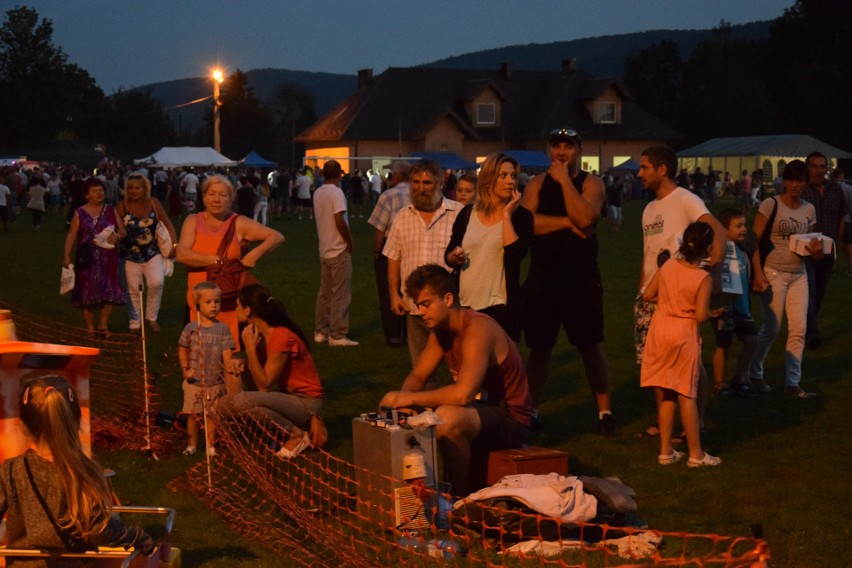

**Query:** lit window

left=476, top=103, right=496, bottom=125
left=598, top=102, right=616, bottom=124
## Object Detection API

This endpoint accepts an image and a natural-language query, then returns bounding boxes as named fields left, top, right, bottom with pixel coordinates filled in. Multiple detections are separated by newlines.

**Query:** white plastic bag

left=60, top=265, right=75, bottom=295
left=156, top=222, right=172, bottom=257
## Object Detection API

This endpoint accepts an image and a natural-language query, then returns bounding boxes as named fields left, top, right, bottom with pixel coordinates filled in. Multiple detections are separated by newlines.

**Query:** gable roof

left=297, top=66, right=680, bottom=145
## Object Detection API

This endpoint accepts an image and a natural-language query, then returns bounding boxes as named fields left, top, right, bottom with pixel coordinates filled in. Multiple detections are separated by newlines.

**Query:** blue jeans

left=749, top=268, right=809, bottom=388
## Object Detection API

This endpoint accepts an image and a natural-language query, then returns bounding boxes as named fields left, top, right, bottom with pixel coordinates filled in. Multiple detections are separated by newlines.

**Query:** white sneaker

left=314, top=332, right=328, bottom=343
left=329, top=336, right=359, bottom=347
left=182, top=445, right=197, bottom=456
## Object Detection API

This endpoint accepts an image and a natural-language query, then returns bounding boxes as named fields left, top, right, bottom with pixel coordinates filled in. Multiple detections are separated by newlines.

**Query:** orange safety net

left=181, top=412, right=770, bottom=567
left=3, top=300, right=770, bottom=565
left=0, top=300, right=169, bottom=454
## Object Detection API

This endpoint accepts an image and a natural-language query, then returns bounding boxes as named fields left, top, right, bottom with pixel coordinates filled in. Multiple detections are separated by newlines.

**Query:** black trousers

left=373, top=252, right=405, bottom=345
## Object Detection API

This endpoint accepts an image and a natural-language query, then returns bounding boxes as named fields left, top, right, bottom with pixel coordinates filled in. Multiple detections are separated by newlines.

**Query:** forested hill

left=421, top=21, right=771, bottom=76
left=140, top=22, right=770, bottom=134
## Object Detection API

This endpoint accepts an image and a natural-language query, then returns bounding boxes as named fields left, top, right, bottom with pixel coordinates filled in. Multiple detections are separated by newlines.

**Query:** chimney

left=357, top=68, right=373, bottom=89
left=561, top=58, right=577, bottom=75
left=500, top=61, right=513, bottom=78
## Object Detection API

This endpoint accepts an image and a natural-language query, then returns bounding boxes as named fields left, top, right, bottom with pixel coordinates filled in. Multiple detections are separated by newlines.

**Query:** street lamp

left=212, top=68, right=224, bottom=152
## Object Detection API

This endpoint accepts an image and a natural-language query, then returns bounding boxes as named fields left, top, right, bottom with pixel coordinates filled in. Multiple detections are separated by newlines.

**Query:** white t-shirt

left=760, top=196, right=816, bottom=274
left=313, top=183, right=348, bottom=259
left=640, top=187, right=710, bottom=292
left=0, top=184, right=10, bottom=207
left=182, top=173, right=199, bottom=194
left=459, top=212, right=506, bottom=310
left=296, top=175, right=312, bottom=199
left=370, top=173, right=382, bottom=194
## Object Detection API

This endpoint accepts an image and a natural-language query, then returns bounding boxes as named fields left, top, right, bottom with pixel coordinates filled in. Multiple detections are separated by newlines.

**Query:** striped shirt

left=383, top=198, right=462, bottom=312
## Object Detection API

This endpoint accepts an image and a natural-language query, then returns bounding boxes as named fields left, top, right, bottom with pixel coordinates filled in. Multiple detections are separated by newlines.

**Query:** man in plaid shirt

left=383, top=159, right=462, bottom=366
left=803, top=151, right=846, bottom=349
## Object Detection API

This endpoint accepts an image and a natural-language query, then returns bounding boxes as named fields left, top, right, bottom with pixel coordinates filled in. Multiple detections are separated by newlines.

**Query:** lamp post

left=212, top=69, right=224, bottom=153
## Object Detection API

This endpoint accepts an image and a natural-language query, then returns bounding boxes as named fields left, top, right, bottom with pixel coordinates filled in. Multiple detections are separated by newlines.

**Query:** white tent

left=134, top=147, right=238, bottom=168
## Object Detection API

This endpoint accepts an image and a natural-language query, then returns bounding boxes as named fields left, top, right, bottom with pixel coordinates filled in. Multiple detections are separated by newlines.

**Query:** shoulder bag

left=74, top=206, right=104, bottom=269
left=757, top=197, right=778, bottom=268
left=205, top=215, right=259, bottom=311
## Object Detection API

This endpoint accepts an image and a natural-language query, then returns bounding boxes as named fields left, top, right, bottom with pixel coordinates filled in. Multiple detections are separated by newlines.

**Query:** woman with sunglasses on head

left=117, top=172, right=177, bottom=332
left=62, top=177, right=126, bottom=337
left=0, top=375, right=154, bottom=561
left=444, top=153, right=532, bottom=341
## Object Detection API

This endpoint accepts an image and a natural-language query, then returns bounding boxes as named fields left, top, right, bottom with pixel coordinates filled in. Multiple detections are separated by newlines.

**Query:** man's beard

left=412, top=191, right=441, bottom=211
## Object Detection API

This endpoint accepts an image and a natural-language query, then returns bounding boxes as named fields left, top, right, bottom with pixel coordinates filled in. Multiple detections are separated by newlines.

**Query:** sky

left=15, top=0, right=796, bottom=93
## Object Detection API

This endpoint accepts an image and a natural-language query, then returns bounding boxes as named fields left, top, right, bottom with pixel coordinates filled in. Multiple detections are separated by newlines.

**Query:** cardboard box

left=789, top=233, right=834, bottom=257
left=486, top=446, right=569, bottom=485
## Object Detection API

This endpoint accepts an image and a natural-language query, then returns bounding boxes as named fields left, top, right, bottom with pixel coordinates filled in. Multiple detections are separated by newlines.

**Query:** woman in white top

left=749, top=159, right=823, bottom=397
left=445, top=153, right=532, bottom=341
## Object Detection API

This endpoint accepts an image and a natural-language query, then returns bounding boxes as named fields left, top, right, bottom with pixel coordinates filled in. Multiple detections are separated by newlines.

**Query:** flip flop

left=96, top=328, right=111, bottom=338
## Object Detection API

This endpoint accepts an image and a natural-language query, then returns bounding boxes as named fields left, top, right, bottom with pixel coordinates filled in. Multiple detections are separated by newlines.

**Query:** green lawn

left=1, top=197, right=849, bottom=567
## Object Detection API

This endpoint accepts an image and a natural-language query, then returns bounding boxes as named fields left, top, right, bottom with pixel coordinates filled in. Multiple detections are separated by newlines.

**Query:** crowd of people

left=2, top=135, right=849, bottom=554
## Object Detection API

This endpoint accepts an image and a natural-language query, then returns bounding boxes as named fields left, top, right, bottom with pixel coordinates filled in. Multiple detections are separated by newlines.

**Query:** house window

left=598, top=102, right=616, bottom=124
left=475, top=102, right=496, bottom=126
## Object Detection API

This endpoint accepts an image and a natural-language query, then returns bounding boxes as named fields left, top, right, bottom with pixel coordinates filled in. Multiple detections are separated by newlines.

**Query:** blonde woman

left=0, top=375, right=154, bottom=555
left=118, top=173, right=177, bottom=332
left=444, top=153, right=531, bottom=340
left=177, top=175, right=284, bottom=344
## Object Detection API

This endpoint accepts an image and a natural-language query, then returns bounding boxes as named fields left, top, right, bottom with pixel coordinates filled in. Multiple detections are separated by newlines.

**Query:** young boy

left=178, top=281, right=236, bottom=456
left=712, top=209, right=759, bottom=396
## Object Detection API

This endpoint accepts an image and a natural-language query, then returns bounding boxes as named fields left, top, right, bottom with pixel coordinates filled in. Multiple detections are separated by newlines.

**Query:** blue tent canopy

left=612, top=158, right=640, bottom=173
left=500, top=150, right=551, bottom=168
left=241, top=151, right=278, bottom=168
left=408, top=152, right=477, bottom=170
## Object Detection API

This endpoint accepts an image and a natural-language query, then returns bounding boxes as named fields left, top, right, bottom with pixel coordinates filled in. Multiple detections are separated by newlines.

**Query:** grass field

left=1, top=197, right=849, bottom=567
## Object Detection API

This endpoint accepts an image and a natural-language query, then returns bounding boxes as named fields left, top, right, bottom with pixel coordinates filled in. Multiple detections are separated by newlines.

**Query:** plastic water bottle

left=433, top=494, right=452, bottom=530
left=427, top=539, right=464, bottom=560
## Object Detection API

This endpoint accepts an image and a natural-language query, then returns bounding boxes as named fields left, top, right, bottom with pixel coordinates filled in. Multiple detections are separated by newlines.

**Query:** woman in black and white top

left=445, top=153, right=532, bottom=341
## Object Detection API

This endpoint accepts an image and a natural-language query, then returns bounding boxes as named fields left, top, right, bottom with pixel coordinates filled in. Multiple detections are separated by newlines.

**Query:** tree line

left=0, top=6, right=316, bottom=165
left=623, top=0, right=852, bottom=149
left=1, top=1, right=849, bottom=164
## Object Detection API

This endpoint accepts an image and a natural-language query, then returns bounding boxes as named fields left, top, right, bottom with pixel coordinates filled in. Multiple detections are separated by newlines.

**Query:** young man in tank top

left=379, top=264, right=532, bottom=497
left=519, top=128, right=619, bottom=437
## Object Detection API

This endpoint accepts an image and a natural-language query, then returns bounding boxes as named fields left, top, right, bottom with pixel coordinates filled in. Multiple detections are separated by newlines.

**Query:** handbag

left=310, top=414, right=328, bottom=448
left=74, top=242, right=95, bottom=268
left=74, top=206, right=104, bottom=269
left=205, top=216, right=259, bottom=311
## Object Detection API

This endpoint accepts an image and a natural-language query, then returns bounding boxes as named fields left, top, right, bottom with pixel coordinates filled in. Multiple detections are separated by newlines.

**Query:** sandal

left=658, top=449, right=685, bottom=465
left=276, top=432, right=311, bottom=459
left=95, top=328, right=111, bottom=338
left=687, top=452, right=721, bottom=468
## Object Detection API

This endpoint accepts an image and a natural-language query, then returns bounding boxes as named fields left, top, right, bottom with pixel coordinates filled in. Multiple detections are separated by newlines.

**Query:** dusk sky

left=18, top=0, right=795, bottom=93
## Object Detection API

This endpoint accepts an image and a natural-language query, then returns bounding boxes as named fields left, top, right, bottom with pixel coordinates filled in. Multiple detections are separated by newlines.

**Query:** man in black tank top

left=519, top=128, right=619, bottom=437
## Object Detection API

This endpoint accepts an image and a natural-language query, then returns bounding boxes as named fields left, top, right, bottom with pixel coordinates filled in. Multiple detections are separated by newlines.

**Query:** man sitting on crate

left=379, top=264, right=533, bottom=496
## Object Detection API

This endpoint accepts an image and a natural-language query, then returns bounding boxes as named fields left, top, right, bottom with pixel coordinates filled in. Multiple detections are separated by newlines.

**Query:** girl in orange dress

left=641, top=221, right=722, bottom=468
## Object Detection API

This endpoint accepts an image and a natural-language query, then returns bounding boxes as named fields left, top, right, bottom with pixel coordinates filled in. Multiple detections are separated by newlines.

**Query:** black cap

left=549, top=128, right=582, bottom=146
